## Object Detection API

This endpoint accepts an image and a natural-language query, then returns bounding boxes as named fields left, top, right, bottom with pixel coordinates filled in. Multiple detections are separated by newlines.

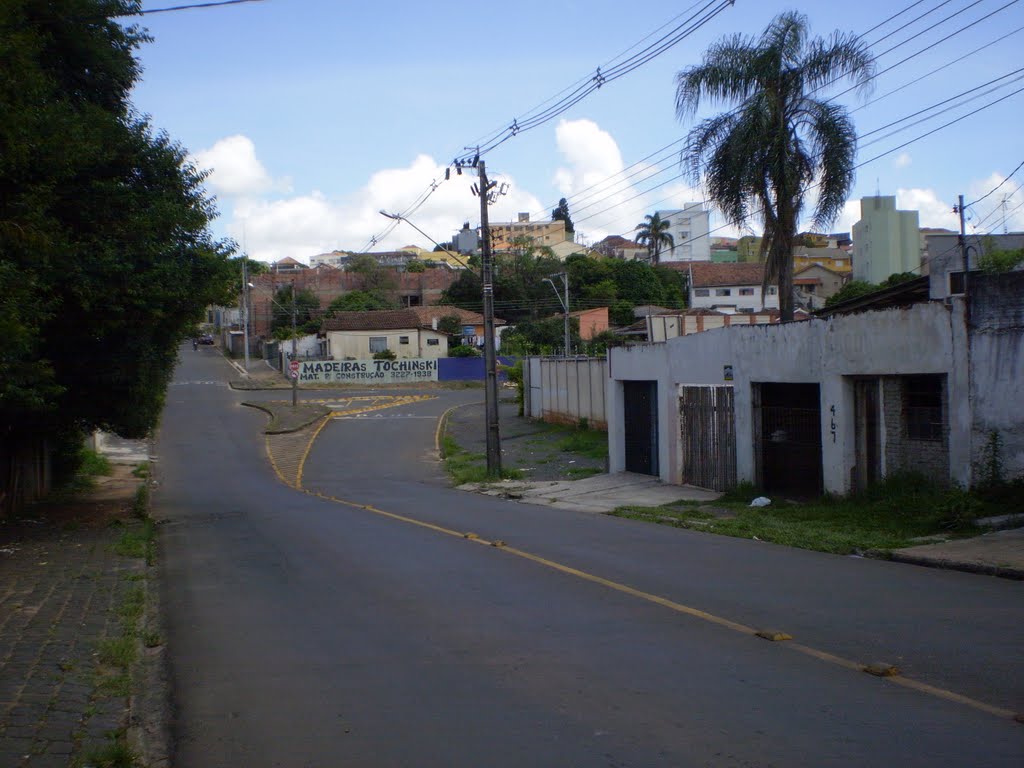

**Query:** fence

left=523, top=356, right=607, bottom=429
left=1, top=436, right=53, bottom=518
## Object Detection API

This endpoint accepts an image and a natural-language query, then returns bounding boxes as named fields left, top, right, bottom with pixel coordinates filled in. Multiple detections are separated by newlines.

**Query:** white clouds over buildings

left=195, top=126, right=1021, bottom=263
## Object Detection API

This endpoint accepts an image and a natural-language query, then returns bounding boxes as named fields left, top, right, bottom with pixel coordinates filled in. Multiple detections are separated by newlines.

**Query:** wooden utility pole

left=291, top=281, right=298, bottom=408
left=477, top=161, right=502, bottom=475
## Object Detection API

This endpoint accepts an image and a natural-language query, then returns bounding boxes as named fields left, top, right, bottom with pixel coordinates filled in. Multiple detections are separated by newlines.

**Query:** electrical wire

left=967, top=159, right=1024, bottom=207
left=529, top=0, right=1016, bottom=232
left=117, top=0, right=266, bottom=16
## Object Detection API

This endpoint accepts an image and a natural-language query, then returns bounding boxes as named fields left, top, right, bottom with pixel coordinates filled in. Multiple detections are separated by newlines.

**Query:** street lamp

left=378, top=210, right=473, bottom=271
left=543, top=273, right=570, bottom=357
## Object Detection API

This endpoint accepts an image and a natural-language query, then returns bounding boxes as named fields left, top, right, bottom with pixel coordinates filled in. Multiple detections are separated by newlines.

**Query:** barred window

left=903, top=375, right=943, bottom=441
left=369, top=337, right=388, bottom=353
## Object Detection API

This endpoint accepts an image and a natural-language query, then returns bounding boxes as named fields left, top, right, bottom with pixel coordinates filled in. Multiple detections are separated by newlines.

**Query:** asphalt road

left=156, top=346, right=1024, bottom=767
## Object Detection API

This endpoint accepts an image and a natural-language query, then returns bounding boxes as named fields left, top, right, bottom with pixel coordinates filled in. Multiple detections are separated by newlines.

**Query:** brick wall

left=881, top=375, right=949, bottom=483
left=247, top=267, right=459, bottom=337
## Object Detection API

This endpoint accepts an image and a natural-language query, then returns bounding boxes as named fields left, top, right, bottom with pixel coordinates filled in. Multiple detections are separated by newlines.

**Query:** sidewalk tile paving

left=0, top=491, right=149, bottom=766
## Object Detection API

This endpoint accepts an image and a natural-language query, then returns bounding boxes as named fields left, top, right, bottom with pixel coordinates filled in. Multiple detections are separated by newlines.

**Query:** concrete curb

left=127, top=457, right=172, bottom=768
left=241, top=401, right=331, bottom=434
left=880, top=550, right=1024, bottom=581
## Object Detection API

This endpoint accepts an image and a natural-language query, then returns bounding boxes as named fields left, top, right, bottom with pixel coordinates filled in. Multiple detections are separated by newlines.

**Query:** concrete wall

left=926, top=233, right=1024, bottom=299
left=969, top=272, right=1024, bottom=480
left=524, top=357, right=607, bottom=429
left=648, top=312, right=781, bottom=342
left=608, top=303, right=966, bottom=492
left=326, top=329, right=447, bottom=360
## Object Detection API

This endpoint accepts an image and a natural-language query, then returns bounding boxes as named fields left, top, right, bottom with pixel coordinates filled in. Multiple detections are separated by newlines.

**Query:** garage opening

left=754, top=383, right=823, bottom=497
left=623, top=381, right=658, bottom=476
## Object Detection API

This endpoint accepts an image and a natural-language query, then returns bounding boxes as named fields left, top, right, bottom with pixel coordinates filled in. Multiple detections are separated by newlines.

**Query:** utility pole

left=291, top=281, right=298, bottom=408
left=955, top=194, right=970, bottom=302
left=241, top=254, right=250, bottom=372
left=476, top=160, right=502, bottom=475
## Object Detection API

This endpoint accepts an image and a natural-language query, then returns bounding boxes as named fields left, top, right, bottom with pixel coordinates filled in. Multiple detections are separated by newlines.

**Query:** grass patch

left=131, top=461, right=150, bottom=479
left=76, top=733, right=136, bottom=768
left=441, top=434, right=524, bottom=485
left=612, top=473, right=1012, bottom=555
left=131, top=483, right=149, bottom=520
left=51, top=446, right=115, bottom=498
left=118, top=586, right=145, bottom=624
left=93, top=671, right=132, bottom=698
left=142, top=630, right=163, bottom=648
left=97, top=634, right=137, bottom=669
left=113, top=519, right=155, bottom=562
left=79, top=448, right=113, bottom=477
left=557, top=428, right=608, bottom=460
left=566, top=467, right=603, bottom=479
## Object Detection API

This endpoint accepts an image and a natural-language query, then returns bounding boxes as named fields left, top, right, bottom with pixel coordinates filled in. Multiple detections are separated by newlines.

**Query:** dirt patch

left=1, top=465, right=143, bottom=543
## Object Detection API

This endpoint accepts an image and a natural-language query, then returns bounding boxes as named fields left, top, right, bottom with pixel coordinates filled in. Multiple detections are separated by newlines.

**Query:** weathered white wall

left=327, top=329, right=447, bottom=360
left=690, top=285, right=779, bottom=313
left=609, top=303, right=964, bottom=493
left=524, top=357, right=608, bottom=428
left=968, top=273, right=1024, bottom=481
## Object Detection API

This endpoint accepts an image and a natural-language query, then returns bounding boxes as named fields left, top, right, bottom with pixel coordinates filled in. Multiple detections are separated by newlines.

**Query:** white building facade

left=656, top=204, right=711, bottom=262
left=852, top=196, right=920, bottom=284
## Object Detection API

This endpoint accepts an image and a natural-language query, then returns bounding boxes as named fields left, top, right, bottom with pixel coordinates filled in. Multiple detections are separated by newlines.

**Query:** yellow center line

left=262, top=397, right=1022, bottom=726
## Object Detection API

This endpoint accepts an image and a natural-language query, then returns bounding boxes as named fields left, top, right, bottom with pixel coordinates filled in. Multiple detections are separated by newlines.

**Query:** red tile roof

left=661, top=261, right=766, bottom=288
left=322, top=306, right=502, bottom=332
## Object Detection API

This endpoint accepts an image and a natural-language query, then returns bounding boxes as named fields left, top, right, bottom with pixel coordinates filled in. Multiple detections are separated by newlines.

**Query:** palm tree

left=634, top=212, right=675, bottom=265
left=675, top=11, right=873, bottom=320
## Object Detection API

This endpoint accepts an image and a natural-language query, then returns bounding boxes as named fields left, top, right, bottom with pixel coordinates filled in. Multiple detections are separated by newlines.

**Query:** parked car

left=198, top=334, right=215, bottom=345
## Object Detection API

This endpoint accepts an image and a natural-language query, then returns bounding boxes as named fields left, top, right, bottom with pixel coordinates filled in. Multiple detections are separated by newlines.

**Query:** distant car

left=198, top=334, right=215, bottom=345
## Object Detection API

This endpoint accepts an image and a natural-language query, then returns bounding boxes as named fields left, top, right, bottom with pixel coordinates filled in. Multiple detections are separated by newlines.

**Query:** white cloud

left=896, top=188, right=960, bottom=231
left=894, top=152, right=912, bottom=169
left=192, top=135, right=290, bottom=199
left=551, top=118, right=708, bottom=243
left=220, top=148, right=542, bottom=263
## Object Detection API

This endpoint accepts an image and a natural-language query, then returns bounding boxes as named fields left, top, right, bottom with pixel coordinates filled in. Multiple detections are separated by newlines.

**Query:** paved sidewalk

left=0, top=456, right=162, bottom=767
left=890, top=527, right=1024, bottom=579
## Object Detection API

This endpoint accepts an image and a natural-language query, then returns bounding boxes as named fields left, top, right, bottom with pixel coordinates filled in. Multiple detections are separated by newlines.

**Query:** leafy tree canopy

left=1, top=0, right=235, bottom=440
left=551, top=198, right=575, bottom=234
left=676, top=12, right=873, bottom=320
left=326, top=290, right=396, bottom=314
left=271, top=285, right=321, bottom=337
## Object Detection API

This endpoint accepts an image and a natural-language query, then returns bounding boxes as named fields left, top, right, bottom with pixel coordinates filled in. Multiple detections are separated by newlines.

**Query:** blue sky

left=128, top=0, right=1024, bottom=262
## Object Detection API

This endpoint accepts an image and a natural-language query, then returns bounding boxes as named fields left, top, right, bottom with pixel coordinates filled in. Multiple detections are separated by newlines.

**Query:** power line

left=967, top=158, right=1024, bottom=207
left=128, top=0, right=266, bottom=15
left=533, top=0, right=1012, bottom=231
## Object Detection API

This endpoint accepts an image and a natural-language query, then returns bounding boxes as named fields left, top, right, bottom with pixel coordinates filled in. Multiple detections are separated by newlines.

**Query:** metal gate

left=623, top=381, right=658, bottom=476
left=754, top=383, right=823, bottom=497
left=679, top=386, right=736, bottom=491
left=853, top=378, right=881, bottom=491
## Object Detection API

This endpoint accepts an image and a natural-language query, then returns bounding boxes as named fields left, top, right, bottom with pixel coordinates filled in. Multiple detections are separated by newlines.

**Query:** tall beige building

left=488, top=213, right=568, bottom=251
left=852, top=196, right=921, bottom=284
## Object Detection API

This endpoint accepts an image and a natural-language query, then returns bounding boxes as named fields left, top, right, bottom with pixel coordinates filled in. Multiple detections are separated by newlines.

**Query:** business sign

left=299, top=358, right=439, bottom=384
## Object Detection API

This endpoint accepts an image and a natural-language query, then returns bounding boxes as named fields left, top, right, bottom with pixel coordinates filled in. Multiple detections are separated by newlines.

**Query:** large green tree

left=634, top=213, right=675, bottom=264
left=551, top=197, right=575, bottom=235
left=0, top=0, right=234, bottom=445
left=675, top=11, right=872, bottom=321
left=271, top=285, right=322, bottom=337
